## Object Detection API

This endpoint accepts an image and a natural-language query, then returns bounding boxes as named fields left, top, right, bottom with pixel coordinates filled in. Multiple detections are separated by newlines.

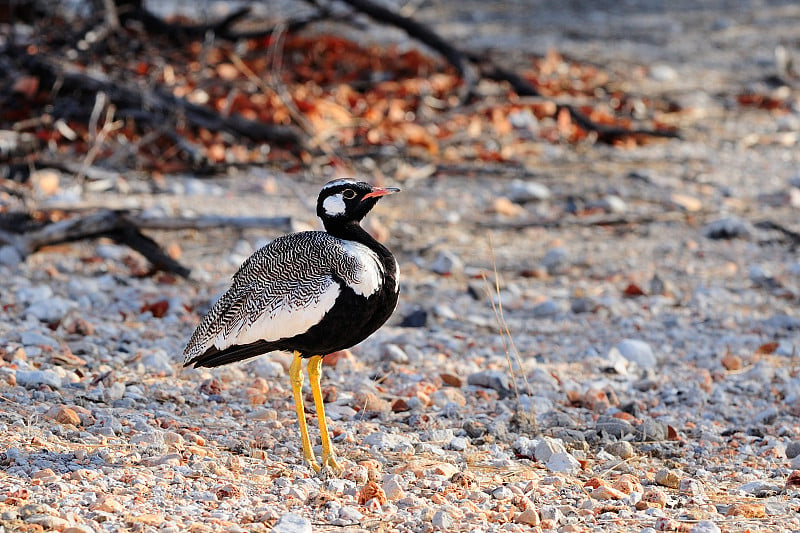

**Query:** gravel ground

left=2, top=1, right=800, bottom=532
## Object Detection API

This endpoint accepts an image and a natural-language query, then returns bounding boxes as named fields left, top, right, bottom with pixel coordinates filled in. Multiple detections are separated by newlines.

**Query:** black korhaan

left=183, top=179, right=400, bottom=472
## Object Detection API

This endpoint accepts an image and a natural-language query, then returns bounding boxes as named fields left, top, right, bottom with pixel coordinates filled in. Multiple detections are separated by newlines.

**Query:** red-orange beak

left=362, top=186, right=400, bottom=200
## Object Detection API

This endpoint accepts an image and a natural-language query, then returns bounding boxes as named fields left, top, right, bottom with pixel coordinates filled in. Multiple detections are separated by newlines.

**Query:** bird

left=183, top=178, right=400, bottom=473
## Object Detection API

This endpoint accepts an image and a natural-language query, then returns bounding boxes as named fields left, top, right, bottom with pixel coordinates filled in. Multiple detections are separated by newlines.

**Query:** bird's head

left=317, top=179, right=400, bottom=227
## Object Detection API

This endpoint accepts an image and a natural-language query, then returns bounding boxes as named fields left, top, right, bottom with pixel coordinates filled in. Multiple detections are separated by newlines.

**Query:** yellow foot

left=305, top=457, right=322, bottom=473
left=321, top=453, right=342, bottom=475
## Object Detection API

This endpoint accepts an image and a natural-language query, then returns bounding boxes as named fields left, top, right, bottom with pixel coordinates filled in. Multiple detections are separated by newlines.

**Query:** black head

left=316, top=179, right=399, bottom=228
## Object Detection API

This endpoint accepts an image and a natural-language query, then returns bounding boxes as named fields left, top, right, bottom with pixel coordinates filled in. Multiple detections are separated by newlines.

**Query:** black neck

left=325, top=219, right=395, bottom=271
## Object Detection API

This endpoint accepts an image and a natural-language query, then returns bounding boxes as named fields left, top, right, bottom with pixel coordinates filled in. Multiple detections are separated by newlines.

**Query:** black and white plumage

left=183, top=178, right=400, bottom=473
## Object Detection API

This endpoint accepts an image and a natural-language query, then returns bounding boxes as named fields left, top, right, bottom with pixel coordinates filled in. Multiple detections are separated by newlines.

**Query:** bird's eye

left=342, top=189, right=356, bottom=199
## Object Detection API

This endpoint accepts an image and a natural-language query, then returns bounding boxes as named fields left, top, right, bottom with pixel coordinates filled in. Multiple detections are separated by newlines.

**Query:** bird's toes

left=305, top=458, right=322, bottom=473
left=320, top=455, right=343, bottom=476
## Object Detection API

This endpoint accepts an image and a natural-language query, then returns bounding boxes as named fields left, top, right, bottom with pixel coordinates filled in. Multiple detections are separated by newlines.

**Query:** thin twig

left=482, top=236, right=537, bottom=433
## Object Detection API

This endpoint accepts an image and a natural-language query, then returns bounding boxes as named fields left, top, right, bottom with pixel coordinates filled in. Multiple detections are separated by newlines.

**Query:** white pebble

left=431, top=510, right=452, bottom=529
left=613, top=339, right=657, bottom=370
left=545, top=451, right=581, bottom=474
left=690, top=520, right=721, bottom=533
left=26, top=297, right=77, bottom=323
left=382, top=474, right=406, bottom=500
left=141, top=349, right=175, bottom=376
left=272, top=512, right=312, bottom=533
left=534, top=437, right=566, bottom=463
left=429, top=250, right=463, bottom=275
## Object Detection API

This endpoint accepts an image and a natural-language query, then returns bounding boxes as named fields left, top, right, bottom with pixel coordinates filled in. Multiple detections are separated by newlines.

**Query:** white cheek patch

left=323, top=194, right=346, bottom=216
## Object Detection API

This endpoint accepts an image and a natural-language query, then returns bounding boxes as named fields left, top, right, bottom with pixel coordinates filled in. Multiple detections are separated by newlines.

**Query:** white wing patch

left=214, top=279, right=341, bottom=350
left=341, top=240, right=384, bottom=296
left=392, top=256, right=400, bottom=293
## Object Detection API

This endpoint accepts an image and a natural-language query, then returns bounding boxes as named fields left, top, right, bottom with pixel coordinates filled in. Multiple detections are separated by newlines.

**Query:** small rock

left=430, top=250, right=463, bottom=275
left=606, top=440, right=634, bottom=459
left=272, top=512, right=312, bottom=533
left=141, top=349, right=175, bottom=376
left=492, top=485, right=513, bottom=500
left=786, top=441, right=800, bottom=459
left=64, top=526, right=99, bottom=533
left=614, top=474, right=644, bottom=495
left=249, top=358, right=284, bottom=379
left=703, top=216, right=753, bottom=239
left=655, top=468, right=681, bottom=489
left=590, top=485, right=628, bottom=500
left=90, top=496, right=124, bottom=513
left=431, top=510, right=452, bottom=529
left=515, top=507, right=541, bottom=526
left=0, top=245, right=22, bottom=267
left=21, top=331, right=61, bottom=350
left=637, top=419, right=669, bottom=441
left=721, top=351, right=743, bottom=371
left=570, top=296, right=598, bottom=314
left=690, top=521, right=721, bottom=533
left=534, top=437, right=567, bottom=463
left=382, top=474, right=405, bottom=500
left=46, top=405, right=81, bottom=425
left=748, top=265, right=780, bottom=290
left=613, top=339, right=657, bottom=369
left=541, top=247, right=569, bottom=275
left=491, top=196, right=524, bottom=216
left=531, top=299, right=561, bottom=317
left=448, top=436, right=469, bottom=451
left=16, top=285, right=53, bottom=304
left=463, top=419, right=487, bottom=438
left=601, top=194, right=627, bottom=213
left=467, top=370, right=512, bottom=398
left=383, top=344, right=409, bottom=364
left=639, top=487, right=668, bottom=509
left=440, top=373, right=462, bottom=387
left=357, top=481, right=387, bottom=505
left=363, top=431, right=411, bottom=451
left=596, top=417, right=637, bottom=439
left=338, top=506, right=364, bottom=522
left=670, top=193, right=703, bottom=212
left=508, top=179, right=551, bottom=203
left=650, top=64, right=677, bottom=81
left=737, top=480, right=781, bottom=496
left=725, top=503, right=766, bottom=518
left=15, top=370, right=62, bottom=389
left=354, top=391, right=392, bottom=413
left=539, top=504, right=563, bottom=524
left=30, top=169, right=60, bottom=196
left=26, top=297, right=77, bottom=323
left=752, top=406, right=778, bottom=425
left=545, top=451, right=581, bottom=473
left=141, top=453, right=182, bottom=467
left=514, top=436, right=538, bottom=459
left=399, top=308, right=427, bottom=327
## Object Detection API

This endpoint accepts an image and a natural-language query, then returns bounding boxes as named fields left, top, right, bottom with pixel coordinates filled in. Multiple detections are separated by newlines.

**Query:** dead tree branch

left=337, top=0, right=477, bottom=102
left=0, top=209, right=294, bottom=278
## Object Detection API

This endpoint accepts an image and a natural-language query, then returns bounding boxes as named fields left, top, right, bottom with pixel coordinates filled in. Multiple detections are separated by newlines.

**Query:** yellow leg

left=289, top=351, right=320, bottom=472
left=307, top=355, right=342, bottom=474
